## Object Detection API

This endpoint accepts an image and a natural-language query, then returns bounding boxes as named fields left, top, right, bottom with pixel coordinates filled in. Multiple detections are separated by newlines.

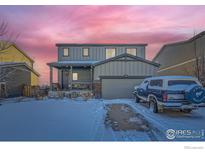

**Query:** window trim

left=82, top=48, right=89, bottom=57
left=105, top=48, right=116, bottom=59
left=63, top=48, right=69, bottom=57
left=72, top=73, right=78, bottom=81
left=126, top=48, right=137, bottom=56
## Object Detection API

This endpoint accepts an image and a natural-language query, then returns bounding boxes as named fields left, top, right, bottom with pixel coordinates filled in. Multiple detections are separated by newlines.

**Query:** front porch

left=47, top=61, right=95, bottom=91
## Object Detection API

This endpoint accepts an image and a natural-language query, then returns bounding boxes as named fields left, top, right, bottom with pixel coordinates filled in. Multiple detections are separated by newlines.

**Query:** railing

left=51, top=81, right=93, bottom=91
left=71, top=81, right=92, bottom=90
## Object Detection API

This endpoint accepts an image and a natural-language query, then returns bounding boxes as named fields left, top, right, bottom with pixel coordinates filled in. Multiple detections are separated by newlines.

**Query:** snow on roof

left=57, top=61, right=98, bottom=64
left=47, top=60, right=99, bottom=67
left=145, top=75, right=197, bottom=80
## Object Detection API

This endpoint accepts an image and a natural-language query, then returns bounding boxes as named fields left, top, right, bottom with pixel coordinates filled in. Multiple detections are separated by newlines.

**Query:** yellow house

left=0, top=43, right=39, bottom=86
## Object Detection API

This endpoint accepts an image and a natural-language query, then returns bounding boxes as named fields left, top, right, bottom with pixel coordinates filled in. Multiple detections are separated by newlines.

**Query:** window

left=72, top=73, right=78, bottom=81
left=106, top=48, right=116, bottom=59
left=83, top=48, right=89, bottom=57
left=168, top=80, right=197, bottom=86
left=126, top=48, right=137, bottom=56
left=63, top=48, right=69, bottom=56
left=149, top=79, right=163, bottom=87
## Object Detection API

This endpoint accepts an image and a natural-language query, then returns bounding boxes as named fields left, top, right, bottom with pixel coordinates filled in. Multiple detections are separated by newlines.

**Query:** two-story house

left=47, top=43, right=159, bottom=99
left=0, top=43, right=39, bottom=97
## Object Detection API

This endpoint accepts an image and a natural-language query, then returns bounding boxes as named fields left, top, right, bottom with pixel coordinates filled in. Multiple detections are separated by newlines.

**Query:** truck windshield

left=168, top=80, right=197, bottom=86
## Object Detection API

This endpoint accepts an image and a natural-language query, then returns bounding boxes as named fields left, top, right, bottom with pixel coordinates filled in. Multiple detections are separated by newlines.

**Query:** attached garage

left=93, top=53, right=160, bottom=99
left=101, top=77, right=144, bottom=99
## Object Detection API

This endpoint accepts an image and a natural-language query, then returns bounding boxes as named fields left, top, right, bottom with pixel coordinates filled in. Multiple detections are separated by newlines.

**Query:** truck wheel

left=150, top=99, right=158, bottom=113
left=135, top=96, right=140, bottom=103
left=182, top=109, right=192, bottom=113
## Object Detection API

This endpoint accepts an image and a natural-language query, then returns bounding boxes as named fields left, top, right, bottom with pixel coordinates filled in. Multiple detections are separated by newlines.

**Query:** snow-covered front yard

left=0, top=98, right=204, bottom=141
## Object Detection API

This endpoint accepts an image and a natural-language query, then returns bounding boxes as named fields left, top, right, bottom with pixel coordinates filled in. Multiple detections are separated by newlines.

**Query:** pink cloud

left=1, top=5, right=205, bottom=84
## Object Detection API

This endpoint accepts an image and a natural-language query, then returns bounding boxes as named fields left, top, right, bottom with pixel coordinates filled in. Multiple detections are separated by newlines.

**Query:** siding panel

left=94, top=60, right=158, bottom=80
left=59, top=45, right=146, bottom=61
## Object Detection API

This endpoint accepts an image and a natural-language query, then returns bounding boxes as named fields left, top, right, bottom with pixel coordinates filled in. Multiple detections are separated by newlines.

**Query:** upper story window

left=83, top=48, right=89, bottom=57
left=106, top=48, right=116, bottom=59
left=126, top=48, right=137, bottom=56
left=63, top=48, right=69, bottom=56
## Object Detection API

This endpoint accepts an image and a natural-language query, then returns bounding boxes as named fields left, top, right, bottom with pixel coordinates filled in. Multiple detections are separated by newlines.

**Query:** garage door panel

left=102, top=78, right=143, bottom=99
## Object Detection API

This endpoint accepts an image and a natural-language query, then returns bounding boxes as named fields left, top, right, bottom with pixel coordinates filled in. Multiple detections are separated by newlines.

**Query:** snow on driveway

left=0, top=98, right=151, bottom=141
left=103, top=99, right=205, bottom=141
left=0, top=98, right=204, bottom=141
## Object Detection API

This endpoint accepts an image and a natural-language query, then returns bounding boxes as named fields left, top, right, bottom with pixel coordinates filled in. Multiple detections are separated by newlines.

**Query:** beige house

left=153, top=31, right=205, bottom=82
left=0, top=43, right=39, bottom=97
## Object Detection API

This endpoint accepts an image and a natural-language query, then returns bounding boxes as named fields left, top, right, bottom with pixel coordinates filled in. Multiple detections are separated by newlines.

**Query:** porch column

left=90, top=66, right=93, bottom=91
left=49, top=66, right=53, bottom=90
left=70, top=66, right=73, bottom=90
left=61, top=69, right=64, bottom=89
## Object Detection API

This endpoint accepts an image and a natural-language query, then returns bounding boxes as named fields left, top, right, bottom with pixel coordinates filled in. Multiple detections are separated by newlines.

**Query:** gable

left=0, top=45, right=33, bottom=68
left=115, top=56, right=136, bottom=61
left=93, top=59, right=158, bottom=80
left=93, top=53, right=160, bottom=67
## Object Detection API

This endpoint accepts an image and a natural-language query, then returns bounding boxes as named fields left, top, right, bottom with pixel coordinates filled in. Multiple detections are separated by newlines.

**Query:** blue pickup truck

left=133, top=76, right=205, bottom=113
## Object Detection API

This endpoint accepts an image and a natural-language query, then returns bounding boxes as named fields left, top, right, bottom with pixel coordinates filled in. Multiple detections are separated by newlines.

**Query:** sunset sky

left=0, top=5, right=205, bottom=84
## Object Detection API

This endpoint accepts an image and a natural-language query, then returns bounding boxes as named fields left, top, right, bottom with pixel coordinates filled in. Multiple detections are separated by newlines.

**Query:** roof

left=93, top=53, right=160, bottom=67
left=48, top=53, right=160, bottom=68
left=56, top=43, right=148, bottom=47
left=47, top=60, right=98, bottom=68
left=0, top=62, right=40, bottom=76
left=153, top=31, right=205, bottom=61
left=145, top=75, right=197, bottom=80
left=0, top=43, right=34, bottom=63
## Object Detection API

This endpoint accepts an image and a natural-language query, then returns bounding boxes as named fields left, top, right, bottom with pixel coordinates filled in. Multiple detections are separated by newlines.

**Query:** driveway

left=104, top=99, right=205, bottom=141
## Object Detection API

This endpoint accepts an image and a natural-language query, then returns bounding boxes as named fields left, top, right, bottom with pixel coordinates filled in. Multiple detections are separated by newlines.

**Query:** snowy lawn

left=0, top=98, right=204, bottom=141
left=0, top=98, right=151, bottom=141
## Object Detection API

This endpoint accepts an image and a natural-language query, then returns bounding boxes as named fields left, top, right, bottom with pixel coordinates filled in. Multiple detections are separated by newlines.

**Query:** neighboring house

left=153, top=31, right=205, bottom=80
left=47, top=43, right=159, bottom=99
left=0, top=43, right=40, bottom=97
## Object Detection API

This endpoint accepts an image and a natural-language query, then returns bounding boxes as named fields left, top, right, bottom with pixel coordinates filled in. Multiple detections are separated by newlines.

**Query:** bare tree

left=0, top=21, right=8, bottom=37
left=0, top=20, right=20, bottom=51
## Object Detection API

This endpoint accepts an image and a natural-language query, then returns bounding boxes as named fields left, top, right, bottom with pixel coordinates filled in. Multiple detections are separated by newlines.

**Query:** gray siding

left=94, top=60, right=158, bottom=80
left=154, top=35, right=205, bottom=70
left=154, top=34, right=205, bottom=76
left=58, top=46, right=146, bottom=61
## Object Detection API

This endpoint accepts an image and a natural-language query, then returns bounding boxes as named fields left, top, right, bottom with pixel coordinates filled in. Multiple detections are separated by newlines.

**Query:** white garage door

left=101, top=78, right=144, bottom=99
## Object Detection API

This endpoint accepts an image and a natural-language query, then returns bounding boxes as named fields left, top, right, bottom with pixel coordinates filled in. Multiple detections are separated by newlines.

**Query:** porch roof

left=47, top=60, right=98, bottom=68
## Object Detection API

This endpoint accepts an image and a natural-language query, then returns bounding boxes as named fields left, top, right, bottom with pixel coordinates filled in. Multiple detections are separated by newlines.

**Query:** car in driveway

left=133, top=76, right=205, bottom=113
